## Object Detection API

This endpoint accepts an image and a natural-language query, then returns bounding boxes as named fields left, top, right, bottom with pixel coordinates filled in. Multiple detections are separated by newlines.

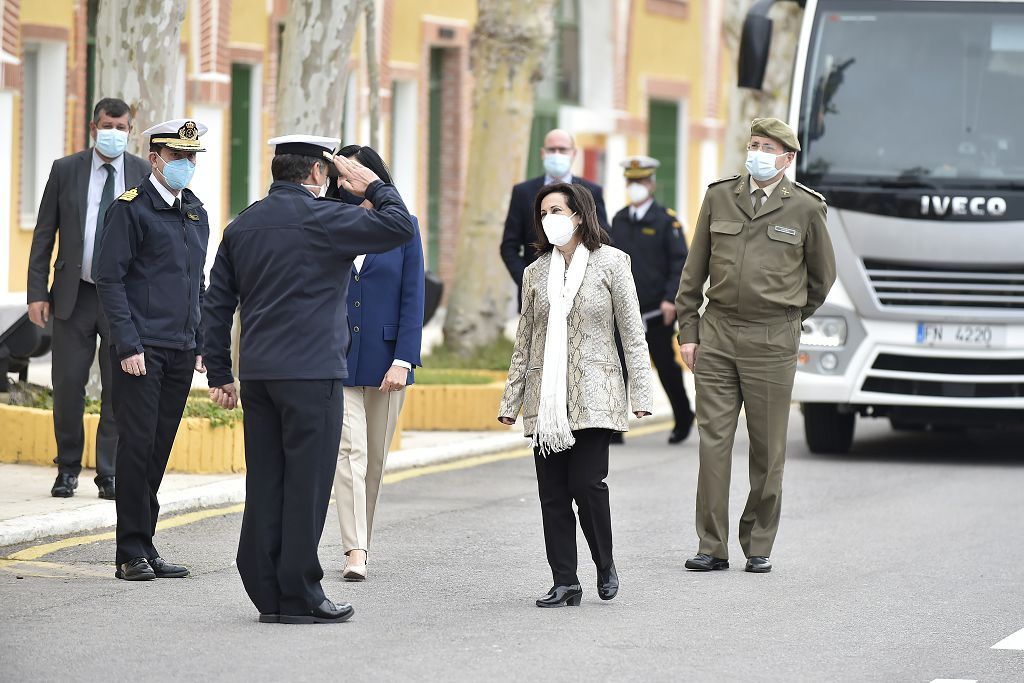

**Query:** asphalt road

left=2, top=412, right=1023, bottom=682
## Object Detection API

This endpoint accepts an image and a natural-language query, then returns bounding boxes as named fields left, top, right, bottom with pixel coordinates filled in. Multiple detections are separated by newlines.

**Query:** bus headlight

left=801, top=316, right=848, bottom=348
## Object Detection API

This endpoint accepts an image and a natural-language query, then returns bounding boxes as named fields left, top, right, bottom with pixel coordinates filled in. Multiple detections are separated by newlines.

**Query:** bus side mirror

left=738, top=11, right=774, bottom=90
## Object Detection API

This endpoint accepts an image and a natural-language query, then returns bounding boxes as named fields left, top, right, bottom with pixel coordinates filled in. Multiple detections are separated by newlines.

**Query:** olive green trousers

left=692, top=312, right=800, bottom=560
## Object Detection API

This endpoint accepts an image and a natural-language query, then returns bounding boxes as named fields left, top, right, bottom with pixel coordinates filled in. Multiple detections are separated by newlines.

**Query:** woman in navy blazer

left=328, top=145, right=425, bottom=581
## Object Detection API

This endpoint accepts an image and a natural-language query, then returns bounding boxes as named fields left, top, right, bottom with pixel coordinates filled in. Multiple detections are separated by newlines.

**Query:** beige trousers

left=334, top=385, right=405, bottom=554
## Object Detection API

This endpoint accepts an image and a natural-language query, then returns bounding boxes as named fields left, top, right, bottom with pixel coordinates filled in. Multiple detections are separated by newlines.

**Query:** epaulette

left=708, top=174, right=740, bottom=187
left=117, top=187, right=139, bottom=202
left=666, top=207, right=677, bottom=217
left=793, top=180, right=826, bottom=202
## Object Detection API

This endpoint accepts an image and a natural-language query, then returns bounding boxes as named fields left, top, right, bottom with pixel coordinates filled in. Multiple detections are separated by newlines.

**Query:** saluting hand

left=121, top=353, right=146, bottom=376
left=210, top=383, right=238, bottom=410
left=331, top=155, right=381, bottom=197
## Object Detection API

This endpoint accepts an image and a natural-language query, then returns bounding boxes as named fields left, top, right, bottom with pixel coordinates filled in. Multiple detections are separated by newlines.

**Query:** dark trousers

left=110, top=346, right=193, bottom=564
left=52, top=281, right=117, bottom=478
left=534, top=428, right=614, bottom=586
left=617, top=315, right=694, bottom=429
left=236, top=379, right=343, bottom=616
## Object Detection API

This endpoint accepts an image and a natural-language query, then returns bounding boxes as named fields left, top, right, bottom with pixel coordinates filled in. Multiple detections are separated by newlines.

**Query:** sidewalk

left=0, top=383, right=679, bottom=548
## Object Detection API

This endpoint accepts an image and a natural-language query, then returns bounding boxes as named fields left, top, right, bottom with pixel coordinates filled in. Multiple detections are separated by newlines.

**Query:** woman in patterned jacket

left=498, top=182, right=653, bottom=608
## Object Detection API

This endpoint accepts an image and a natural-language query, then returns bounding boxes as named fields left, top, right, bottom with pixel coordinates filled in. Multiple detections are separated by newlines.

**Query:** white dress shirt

left=544, top=172, right=573, bottom=185
left=81, top=150, right=126, bottom=283
left=352, top=255, right=411, bottom=372
left=630, top=198, right=654, bottom=222
left=148, top=174, right=179, bottom=207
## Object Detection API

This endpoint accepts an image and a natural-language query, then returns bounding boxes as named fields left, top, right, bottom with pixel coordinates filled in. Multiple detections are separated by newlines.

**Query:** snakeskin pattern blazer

left=498, top=245, right=653, bottom=436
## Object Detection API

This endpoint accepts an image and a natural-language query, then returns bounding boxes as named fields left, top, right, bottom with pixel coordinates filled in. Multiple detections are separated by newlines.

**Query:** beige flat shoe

left=342, top=563, right=367, bottom=581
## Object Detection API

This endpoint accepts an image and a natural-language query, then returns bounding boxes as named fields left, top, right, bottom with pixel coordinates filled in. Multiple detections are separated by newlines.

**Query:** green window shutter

left=229, top=64, right=253, bottom=217
left=647, top=99, right=679, bottom=210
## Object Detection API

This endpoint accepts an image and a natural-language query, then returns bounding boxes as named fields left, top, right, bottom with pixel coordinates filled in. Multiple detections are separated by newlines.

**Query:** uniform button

left=354, top=301, right=360, bottom=307
left=353, top=326, right=360, bottom=333
left=354, top=275, right=360, bottom=282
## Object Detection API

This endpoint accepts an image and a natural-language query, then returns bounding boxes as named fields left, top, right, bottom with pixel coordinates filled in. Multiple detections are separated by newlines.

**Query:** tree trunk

left=276, top=0, right=361, bottom=135
left=441, top=0, right=557, bottom=356
left=721, top=0, right=803, bottom=174
left=94, top=0, right=187, bottom=158
left=364, top=0, right=381, bottom=150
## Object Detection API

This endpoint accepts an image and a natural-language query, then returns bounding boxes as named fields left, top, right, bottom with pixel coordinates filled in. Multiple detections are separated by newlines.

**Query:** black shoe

left=609, top=432, right=624, bottom=445
left=149, top=557, right=189, bottom=578
left=536, top=584, right=583, bottom=608
left=684, top=553, right=729, bottom=571
left=96, top=476, right=116, bottom=500
left=279, top=599, right=355, bottom=624
left=745, top=556, right=772, bottom=573
left=115, top=558, right=156, bottom=581
left=51, top=473, right=78, bottom=498
left=597, top=562, right=619, bottom=601
left=668, top=418, right=694, bottom=444
left=258, top=614, right=281, bottom=623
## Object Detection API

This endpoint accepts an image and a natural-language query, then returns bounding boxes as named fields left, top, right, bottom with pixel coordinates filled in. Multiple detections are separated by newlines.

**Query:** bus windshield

left=799, top=1, right=1024, bottom=188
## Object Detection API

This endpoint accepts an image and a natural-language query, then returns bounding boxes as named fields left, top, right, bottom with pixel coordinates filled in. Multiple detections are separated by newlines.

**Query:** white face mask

left=542, top=212, right=576, bottom=247
left=302, top=163, right=328, bottom=197
left=627, top=182, right=650, bottom=205
left=746, top=149, right=786, bottom=182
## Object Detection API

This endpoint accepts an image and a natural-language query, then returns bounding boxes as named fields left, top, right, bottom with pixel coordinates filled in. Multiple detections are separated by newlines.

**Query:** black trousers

left=534, top=428, right=614, bottom=586
left=617, top=315, right=694, bottom=429
left=110, top=346, right=193, bottom=564
left=52, top=281, right=117, bottom=478
left=236, top=379, right=343, bottom=616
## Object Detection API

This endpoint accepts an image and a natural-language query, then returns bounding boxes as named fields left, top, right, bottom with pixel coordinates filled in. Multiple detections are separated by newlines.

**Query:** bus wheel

left=802, top=403, right=855, bottom=454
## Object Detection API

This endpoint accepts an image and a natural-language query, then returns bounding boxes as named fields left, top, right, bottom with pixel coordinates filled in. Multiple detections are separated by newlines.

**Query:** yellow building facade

left=0, top=0, right=731, bottom=305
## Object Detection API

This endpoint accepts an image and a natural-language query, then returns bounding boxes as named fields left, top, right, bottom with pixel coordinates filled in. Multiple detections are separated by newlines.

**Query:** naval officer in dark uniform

left=202, top=134, right=415, bottom=624
left=609, top=156, right=694, bottom=444
left=94, top=119, right=210, bottom=581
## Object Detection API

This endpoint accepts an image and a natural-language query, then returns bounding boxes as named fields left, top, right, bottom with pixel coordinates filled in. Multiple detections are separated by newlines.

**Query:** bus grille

left=861, top=353, right=1024, bottom=399
left=862, top=259, right=1024, bottom=309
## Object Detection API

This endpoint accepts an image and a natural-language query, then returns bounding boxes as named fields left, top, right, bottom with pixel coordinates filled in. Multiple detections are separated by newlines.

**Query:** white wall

left=603, top=133, right=628, bottom=216
left=21, top=40, right=67, bottom=229
left=247, top=63, right=264, bottom=202
left=390, top=79, right=418, bottom=214
left=0, top=91, right=13, bottom=295
left=578, top=0, right=614, bottom=111
left=189, top=104, right=225, bottom=277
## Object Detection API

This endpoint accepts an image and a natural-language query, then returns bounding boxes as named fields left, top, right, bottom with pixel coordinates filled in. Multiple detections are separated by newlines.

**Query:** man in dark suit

left=500, top=129, right=609, bottom=296
left=203, top=135, right=415, bottom=624
left=26, top=97, right=150, bottom=500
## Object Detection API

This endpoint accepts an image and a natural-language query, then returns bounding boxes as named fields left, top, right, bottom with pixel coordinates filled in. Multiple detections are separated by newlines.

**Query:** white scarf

left=533, top=243, right=590, bottom=456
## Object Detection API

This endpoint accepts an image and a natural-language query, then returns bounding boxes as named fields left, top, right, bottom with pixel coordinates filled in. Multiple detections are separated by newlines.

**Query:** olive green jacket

left=675, top=174, right=837, bottom=344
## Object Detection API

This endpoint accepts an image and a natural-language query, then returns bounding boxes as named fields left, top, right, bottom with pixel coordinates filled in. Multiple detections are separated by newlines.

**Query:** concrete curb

left=0, top=410, right=672, bottom=549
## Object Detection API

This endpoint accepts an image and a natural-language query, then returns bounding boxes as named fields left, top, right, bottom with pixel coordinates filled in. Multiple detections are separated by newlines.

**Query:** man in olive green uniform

left=675, top=118, right=836, bottom=573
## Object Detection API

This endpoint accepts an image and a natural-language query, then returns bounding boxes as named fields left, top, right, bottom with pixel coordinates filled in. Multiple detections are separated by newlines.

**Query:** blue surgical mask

left=157, top=155, right=196, bottom=191
left=95, top=129, right=128, bottom=158
left=543, top=153, right=572, bottom=179
left=745, top=150, right=784, bottom=182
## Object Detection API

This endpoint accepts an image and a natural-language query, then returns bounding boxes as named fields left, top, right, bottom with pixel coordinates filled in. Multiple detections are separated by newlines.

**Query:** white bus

left=739, top=0, right=1024, bottom=453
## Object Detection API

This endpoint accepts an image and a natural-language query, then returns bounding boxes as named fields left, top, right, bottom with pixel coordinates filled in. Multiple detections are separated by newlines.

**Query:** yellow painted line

left=6, top=503, right=245, bottom=561
left=0, top=558, right=111, bottom=579
left=6, top=421, right=671, bottom=563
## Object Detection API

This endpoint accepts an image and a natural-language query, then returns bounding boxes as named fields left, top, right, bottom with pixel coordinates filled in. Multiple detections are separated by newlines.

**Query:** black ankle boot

left=536, top=584, right=583, bottom=608
left=597, top=562, right=619, bottom=600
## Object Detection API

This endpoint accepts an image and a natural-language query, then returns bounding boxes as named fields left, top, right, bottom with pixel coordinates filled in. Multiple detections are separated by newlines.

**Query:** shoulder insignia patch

left=666, top=207, right=677, bottom=217
left=117, top=188, right=139, bottom=202
left=708, top=174, right=740, bottom=187
left=793, top=180, right=826, bottom=202
left=186, top=211, right=200, bottom=221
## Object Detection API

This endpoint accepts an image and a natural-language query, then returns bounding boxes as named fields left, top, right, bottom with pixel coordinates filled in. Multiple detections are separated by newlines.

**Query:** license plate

left=915, top=322, right=1006, bottom=348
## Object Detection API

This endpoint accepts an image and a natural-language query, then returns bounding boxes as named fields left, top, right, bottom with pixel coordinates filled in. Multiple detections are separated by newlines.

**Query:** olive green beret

left=750, top=117, right=800, bottom=152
